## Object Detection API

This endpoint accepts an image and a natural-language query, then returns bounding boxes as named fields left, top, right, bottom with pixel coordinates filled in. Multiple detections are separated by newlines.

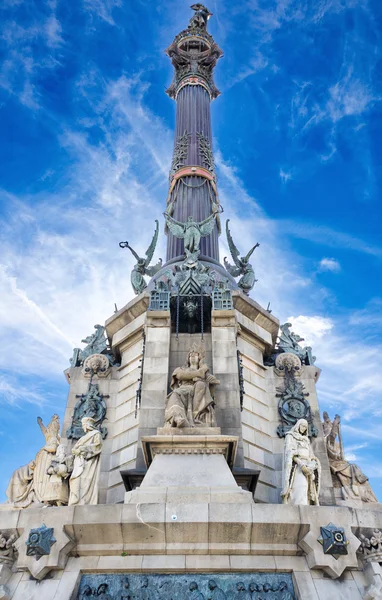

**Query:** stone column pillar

left=135, top=310, right=171, bottom=469
left=211, top=309, right=243, bottom=466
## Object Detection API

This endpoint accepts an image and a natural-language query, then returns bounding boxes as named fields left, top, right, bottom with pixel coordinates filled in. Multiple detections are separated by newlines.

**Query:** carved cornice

left=141, top=435, right=238, bottom=468
left=166, top=27, right=223, bottom=100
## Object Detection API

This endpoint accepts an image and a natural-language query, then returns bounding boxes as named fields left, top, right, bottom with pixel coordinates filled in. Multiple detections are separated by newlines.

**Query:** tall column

left=165, top=6, right=223, bottom=264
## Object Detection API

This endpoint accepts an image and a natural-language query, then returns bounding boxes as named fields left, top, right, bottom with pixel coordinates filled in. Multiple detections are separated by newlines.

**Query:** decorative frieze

left=77, top=573, right=296, bottom=599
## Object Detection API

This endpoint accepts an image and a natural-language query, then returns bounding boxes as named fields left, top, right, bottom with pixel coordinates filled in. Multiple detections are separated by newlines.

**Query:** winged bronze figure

left=164, top=212, right=217, bottom=257
left=119, top=220, right=162, bottom=295
left=224, top=219, right=259, bottom=295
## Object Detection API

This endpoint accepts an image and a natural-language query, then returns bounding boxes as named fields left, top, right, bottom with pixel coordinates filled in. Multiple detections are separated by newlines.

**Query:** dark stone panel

left=77, top=572, right=296, bottom=599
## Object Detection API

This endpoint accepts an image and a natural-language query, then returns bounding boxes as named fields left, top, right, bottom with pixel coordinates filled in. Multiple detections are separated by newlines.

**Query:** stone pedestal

left=123, top=433, right=254, bottom=507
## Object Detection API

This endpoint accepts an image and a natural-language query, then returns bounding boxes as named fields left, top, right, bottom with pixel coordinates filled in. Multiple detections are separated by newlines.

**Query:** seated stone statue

left=282, top=419, right=321, bottom=505
left=164, top=344, right=220, bottom=428
left=6, top=460, right=35, bottom=508
left=323, top=412, right=378, bottom=503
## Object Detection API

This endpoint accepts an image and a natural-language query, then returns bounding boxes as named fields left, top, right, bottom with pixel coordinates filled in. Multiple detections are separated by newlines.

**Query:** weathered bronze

left=224, top=219, right=259, bottom=294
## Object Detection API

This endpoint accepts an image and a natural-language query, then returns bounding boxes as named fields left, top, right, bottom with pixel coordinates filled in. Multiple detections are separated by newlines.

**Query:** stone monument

left=1, top=5, right=382, bottom=599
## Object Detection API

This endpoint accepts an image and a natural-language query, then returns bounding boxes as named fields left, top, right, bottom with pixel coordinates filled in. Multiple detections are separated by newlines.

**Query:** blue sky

left=0, top=0, right=381, bottom=502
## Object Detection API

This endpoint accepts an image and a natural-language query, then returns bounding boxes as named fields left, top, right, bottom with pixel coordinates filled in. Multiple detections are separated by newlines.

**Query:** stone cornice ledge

left=1, top=503, right=381, bottom=576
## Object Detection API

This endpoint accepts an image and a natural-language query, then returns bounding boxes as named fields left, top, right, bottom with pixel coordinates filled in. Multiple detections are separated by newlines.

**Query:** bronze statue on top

left=189, top=4, right=212, bottom=30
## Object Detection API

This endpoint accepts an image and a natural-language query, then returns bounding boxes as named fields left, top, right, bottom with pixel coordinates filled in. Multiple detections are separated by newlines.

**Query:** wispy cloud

left=278, top=219, right=382, bottom=257
left=84, top=0, right=122, bottom=26
left=318, top=257, right=341, bottom=273
left=0, top=2, right=64, bottom=109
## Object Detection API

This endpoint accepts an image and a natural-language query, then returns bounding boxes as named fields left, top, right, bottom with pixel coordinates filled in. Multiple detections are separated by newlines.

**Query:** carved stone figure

left=0, top=533, right=17, bottom=565
left=66, top=383, right=108, bottom=441
left=281, top=419, right=320, bottom=505
left=249, top=582, right=260, bottom=598
left=71, top=324, right=115, bottom=367
left=224, top=220, right=259, bottom=294
left=119, top=220, right=162, bottom=295
left=164, top=344, right=219, bottom=428
left=96, top=583, right=112, bottom=599
left=6, top=460, right=35, bottom=508
left=46, top=444, right=73, bottom=506
left=188, top=581, right=205, bottom=600
left=80, top=585, right=94, bottom=599
left=277, top=323, right=316, bottom=366
left=69, top=417, right=103, bottom=506
left=358, top=529, right=382, bottom=562
left=278, top=581, right=295, bottom=600
left=165, top=213, right=217, bottom=257
left=189, top=4, right=212, bottom=29
left=34, top=415, right=61, bottom=504
left=323, top=412, right=378, bottom=503
left=207, top=579, right=226, bottom=600
left=6, top=415, right=68, bottom=508
left=235, top=582, right=251, bottom=599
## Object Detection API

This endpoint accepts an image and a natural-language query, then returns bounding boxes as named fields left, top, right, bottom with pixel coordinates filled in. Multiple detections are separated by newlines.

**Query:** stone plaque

left=77, top=573, right=295, bottom=599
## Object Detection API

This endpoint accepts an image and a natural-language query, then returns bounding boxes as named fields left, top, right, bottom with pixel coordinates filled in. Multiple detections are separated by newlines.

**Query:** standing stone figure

left=281, top=419, right=320, bottom=505
left=164, top=344, right=220, bottom=428
left=96, top=583, right=112, bottom=599
left=207, top=579, right=226, bottom=600
left=34, top=414, right=61, bottom=504
left=235, top=582, right=251, bottom=599
left=6, top=460, right=35, bottom=508
left=68, top=417, right=102, bottom=506
left=188, top=581, right=205, bottom=600
left=46, top=444, right=74, bottom=506
left=323, top=412, right=378, bottom=503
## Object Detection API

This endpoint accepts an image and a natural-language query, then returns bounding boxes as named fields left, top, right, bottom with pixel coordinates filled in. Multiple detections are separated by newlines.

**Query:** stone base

left=133, top=434, right=248, bottom=504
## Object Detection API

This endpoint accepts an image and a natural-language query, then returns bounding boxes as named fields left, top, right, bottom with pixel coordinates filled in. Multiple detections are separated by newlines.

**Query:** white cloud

left=286, top=315, right=333, bottom=346
left=0, top=375, right=45, bottom=407
left=318, top=257, right=341, bottom=273
left=327, top=68, right=376, bottom=123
